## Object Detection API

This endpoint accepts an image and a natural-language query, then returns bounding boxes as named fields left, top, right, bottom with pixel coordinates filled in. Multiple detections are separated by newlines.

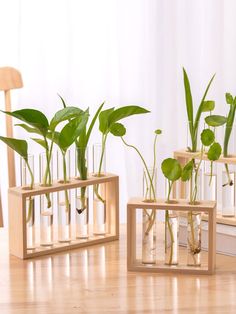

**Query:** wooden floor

left=0, top=225, right=236, bottom=314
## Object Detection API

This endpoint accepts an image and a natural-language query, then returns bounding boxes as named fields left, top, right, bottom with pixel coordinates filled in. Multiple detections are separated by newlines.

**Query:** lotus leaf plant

left=180, top=128, right=222, bottom=265
left=161, top=157, right=182, bottom=265
left=205, top=92, right=236, bottom=187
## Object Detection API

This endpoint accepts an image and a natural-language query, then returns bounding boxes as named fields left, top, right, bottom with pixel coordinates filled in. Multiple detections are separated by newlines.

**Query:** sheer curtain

left=0, top=0, right=235, bottom=223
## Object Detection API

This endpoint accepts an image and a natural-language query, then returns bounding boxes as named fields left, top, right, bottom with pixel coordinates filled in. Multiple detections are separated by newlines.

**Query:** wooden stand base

left=8, top=173, right=119, bottom=259
left=127, top=198, right=216, bottom=275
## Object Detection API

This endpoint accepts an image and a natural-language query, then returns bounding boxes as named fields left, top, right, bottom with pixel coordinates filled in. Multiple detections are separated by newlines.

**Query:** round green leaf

left=200, top=129, right=215, bottom=146
left=207, top=142, right=222, bottom=161
left=155, top=129, right=162, bottom=134
left=110, top=123, right=126, bottom=137
left=202, top=100, right=215, bottom=112
left=181, top=160, right=194, bottom=182
left=161, top=158, right=182, bottom=182
left=205, top=115, right=227, bottom=127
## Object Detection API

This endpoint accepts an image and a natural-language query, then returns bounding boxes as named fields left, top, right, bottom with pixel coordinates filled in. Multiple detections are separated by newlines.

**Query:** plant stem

left=94, top=134, right=107, bottom=204
left=25, top=158, right=34, bottom=224
left=62, top=151, right=70, bottom=212
left=121, top=136, right=156, bottom=235
left=121, top=137, right=156, bottom=200
left=165, top=210, right=174, bottom=265
left=188, top=211, right=197, bottom=265
left=76, top=146, right=88, bottom=212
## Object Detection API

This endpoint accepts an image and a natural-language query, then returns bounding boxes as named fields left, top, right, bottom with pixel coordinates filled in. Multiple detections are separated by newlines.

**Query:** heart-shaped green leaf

left=59, top=112, right=89, bottom=152
left=207, top=142, right=222, bottom=161
left=201, top=129, right=215, bottom=146
left=181, top=159, right=194, bottom=182
left=2, top=109, right=49, bottom=136
left=99, top=107, right=115, bottom=134
left=205, top=115, right=227, bottom=127
left=161, top=158, right=182, bottom=182
left=108, top=105, right=150, bottom=125
left=0, top=136, right=28, bottom=159
left=110, top=123, right=126, bottom=137
left=31, top=138, right=47, bottom=149
left=49, top=107, right=84, bottom=131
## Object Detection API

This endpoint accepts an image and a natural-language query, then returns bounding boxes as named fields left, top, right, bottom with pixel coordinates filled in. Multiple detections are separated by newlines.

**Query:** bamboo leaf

left=85, top=101, right=105, bottom=145
left=193, top=73, right=215, bottom=132
left=183, top=68, right=194, bottom=137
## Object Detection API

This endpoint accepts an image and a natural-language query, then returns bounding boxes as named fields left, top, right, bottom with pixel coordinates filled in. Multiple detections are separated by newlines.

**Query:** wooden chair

left=0, top=67, right=23, bottom=227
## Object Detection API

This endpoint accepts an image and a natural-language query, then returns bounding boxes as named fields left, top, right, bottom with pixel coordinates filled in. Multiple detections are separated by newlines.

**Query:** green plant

left=112, top=123, right=162, bottom=235
left=205, top=92, right=236, bottom=186
left=161, top=158, right=182, bottom=265
left=48, top=109, right=89, bottom=211
left=183, top=68, right=215, bottom=152
left=59, top=95, right=105, bottom=213
left=181, top=128, right=221, bottom=265
left=2, top=107, right=84, bottom=208
left=0, top=136, right=34, bottom=223
left=182, top=128, right=221, bottom=204
left=95, top=105, right=151, bottom=203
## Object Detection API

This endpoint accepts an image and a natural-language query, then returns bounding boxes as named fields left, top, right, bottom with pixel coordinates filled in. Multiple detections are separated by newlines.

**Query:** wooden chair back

left=0, top=67, right=23, bottom=227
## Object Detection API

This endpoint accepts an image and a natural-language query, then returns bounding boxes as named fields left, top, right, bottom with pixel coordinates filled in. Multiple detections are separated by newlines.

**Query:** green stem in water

left=165, top=210, right=175, bottom=265
left=94, top=134, right=107, bottom=204
left=121, top=137, right=156, bottom=200
left=62, top=151, right=70, bottom=212
left=121, top=136, right=157, bottom=235
left=25, top=158, right=34, bottom=224
left=76, top=146, right=88, bottom=213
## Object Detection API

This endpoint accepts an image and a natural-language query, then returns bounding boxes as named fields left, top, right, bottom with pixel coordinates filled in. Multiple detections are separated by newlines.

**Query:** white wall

left=0, top=0, right=236, bottom=224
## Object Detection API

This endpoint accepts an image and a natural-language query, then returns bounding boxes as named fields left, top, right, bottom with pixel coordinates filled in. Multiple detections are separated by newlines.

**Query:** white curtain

left=0, top=0, right=235, bottom=223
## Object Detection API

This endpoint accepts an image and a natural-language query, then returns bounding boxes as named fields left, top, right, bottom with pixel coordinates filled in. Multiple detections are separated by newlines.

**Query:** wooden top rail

left=174, top=149, right=236, bottom=164
left=8, top=173, right=118, bottom=198
left=127, top=198, right=216, bottom=212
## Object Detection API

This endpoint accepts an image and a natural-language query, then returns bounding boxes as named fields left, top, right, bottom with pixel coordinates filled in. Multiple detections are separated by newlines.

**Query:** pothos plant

left=95, top=105, right=151, bottom=203
left=183, top=67, right=215, bottom=152
left=205, top=92, right=236, bottom=187
left=47, top=108, right=89, bottom=211
left=0, top=137, right=34, bottom=223
left=161, top=158, right=182, bottom=265
left=2, top=106, right=85, bottom=209
left=59, top=95, right=105, bottom=213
